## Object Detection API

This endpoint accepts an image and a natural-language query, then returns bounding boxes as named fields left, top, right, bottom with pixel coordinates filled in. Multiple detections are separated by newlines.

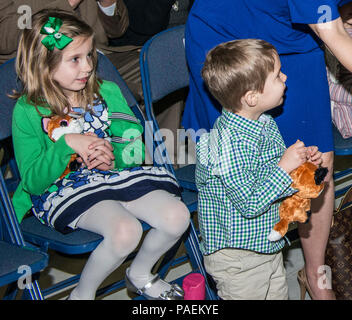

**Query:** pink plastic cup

left=182, top=273, right=205, bottom=300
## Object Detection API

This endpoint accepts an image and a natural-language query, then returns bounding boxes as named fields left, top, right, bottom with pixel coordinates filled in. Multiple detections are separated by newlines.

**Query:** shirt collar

left=220, top=109, right=270, bottom=139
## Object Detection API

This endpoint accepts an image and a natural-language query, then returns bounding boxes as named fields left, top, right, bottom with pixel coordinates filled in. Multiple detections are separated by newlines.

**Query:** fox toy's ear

left=42, top=117, right=51, bottom=134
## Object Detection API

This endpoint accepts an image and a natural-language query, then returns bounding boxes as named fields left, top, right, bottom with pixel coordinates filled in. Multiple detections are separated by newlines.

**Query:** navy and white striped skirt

left=31, top=166, right=181, bottom=234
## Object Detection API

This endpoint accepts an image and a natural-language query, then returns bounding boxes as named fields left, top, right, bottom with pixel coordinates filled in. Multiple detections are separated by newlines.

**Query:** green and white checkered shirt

left=196, top=110, right=297, bottom=255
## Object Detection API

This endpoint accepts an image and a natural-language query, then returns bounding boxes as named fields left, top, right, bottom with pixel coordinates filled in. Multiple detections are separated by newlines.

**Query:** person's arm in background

left=0, top=1, right=21, bottom=60
left=310, top=16, right=352, bottom=72
left=97, top=0, right=129, bottom=39
left=0, top=0, right=76, bottom=64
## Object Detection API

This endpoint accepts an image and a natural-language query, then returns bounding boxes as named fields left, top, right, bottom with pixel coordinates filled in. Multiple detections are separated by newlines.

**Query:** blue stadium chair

left=140, top=25, right=218, bottom=299
left=0, top=59, right=48, bottom=300
left=0, top=172, right=48, bottom=300
left=0, top=61, right=48, bottom=298
left=140, top=25, right=197, bottom=192
left=333, top=124, right=352, bottom=198
left=0, top=53, right=212, bottom=299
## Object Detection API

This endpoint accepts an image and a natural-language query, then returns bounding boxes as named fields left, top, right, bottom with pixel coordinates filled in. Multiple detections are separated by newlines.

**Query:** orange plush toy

left=42, top=115, right=84, bottom=179
left=267, top=162, right=328, bottom=242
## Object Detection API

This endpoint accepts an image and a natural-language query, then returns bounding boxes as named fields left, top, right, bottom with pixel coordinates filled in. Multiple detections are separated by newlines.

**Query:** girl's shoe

left=125, top=268, right=184, bottom=300
left=297, top=268, right=313, bottom=300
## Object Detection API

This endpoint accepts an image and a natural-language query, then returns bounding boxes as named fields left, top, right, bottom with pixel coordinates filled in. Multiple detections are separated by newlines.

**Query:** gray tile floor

left=35, top=236, right=307, bottom=300
left=0, top=232, right=311, bottom=300
left=283, top=241, right=309, bottom=300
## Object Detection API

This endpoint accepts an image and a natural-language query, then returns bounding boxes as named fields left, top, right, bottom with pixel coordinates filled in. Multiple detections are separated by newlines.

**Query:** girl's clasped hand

left=65, top=132, right=115, bottom=171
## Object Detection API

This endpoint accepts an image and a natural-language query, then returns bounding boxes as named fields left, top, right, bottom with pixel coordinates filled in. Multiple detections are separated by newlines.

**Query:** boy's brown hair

left=201, top=39, right=277, bottom=112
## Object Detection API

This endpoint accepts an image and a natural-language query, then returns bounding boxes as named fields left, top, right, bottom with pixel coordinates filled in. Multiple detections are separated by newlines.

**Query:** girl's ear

left=243, top=90, right=258, bottom=107
left=42, top=117, right=51, bottom=134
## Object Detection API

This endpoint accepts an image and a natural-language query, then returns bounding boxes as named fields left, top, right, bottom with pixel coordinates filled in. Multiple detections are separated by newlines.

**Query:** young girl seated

left=326, top=2, right=352, bottom=139
left=11, top=9, right=190, bottom=300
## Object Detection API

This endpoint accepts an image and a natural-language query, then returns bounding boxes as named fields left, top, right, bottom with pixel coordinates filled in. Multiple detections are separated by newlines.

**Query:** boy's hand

left=278, top=140, right=307, bottom=174
left=306, top=146, right=323, bottom=166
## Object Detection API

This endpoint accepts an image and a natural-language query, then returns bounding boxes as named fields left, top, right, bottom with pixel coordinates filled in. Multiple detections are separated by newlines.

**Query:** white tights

left=68, top=190, right=190, bottom=300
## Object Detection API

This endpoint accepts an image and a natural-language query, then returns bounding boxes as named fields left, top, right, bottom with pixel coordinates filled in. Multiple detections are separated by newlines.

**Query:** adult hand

left=97, top=0, right=116, bottom=8
left=309, top=17, right=352, bottom=73
left=67, top=0, right=83, bottom=9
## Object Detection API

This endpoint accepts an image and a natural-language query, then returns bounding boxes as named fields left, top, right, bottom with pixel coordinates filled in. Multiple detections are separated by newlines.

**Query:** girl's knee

left=107, top=218, right=143, bottom=255
left=161, top=201, right=190, bottom=237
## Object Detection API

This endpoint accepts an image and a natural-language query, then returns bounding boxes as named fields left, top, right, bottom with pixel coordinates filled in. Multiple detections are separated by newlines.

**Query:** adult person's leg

left=107, top=50, right=143, bottom=102
left=274, top=50, right=335, bottom=300
left=298, top=151, right=335, bottom=300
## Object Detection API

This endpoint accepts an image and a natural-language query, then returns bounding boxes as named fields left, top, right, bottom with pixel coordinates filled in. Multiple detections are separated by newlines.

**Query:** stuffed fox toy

left=43, top=115, right=84, bottom=179
left=268, top=162, right=328, bottom=242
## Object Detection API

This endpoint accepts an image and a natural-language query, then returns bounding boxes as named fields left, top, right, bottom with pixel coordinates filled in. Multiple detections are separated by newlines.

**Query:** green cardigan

left=12, top=80, right=144, bottom=223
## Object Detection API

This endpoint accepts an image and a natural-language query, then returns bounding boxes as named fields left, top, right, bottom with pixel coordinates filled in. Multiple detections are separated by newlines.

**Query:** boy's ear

left=243, top=90, right=258, bottom=107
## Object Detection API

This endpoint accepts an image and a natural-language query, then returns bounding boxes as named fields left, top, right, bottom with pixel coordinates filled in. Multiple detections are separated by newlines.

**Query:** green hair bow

left=40, top=17, right=73, bottom=51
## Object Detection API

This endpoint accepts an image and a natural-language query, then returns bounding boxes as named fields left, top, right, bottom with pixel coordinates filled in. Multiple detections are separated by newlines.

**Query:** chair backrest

left=140, top=25, right=188, bottom=104
left=97, top=53, right=139, bottom=110
left=0, top=60, right=26, bottom=246
left=0, top=60, right=22, bottom=141
left=333, top=124, right=352, bottom=156
left=96, top=53, right=151, bottom=160
left=140, top=25, right=188, bottom=172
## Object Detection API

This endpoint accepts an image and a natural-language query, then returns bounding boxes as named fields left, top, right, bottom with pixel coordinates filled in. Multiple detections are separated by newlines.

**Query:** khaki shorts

left=204, top=248, right=288, bottom=300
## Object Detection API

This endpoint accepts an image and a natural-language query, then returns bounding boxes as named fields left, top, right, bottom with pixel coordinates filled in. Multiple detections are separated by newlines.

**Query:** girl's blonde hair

left=201, top=39, right=277, bottom=112
left=13, top=9, right=101, bottom=116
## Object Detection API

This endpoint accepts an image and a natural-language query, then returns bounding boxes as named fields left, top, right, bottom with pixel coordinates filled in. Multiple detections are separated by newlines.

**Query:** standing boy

left=196, top=39, right=322, bottom=300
